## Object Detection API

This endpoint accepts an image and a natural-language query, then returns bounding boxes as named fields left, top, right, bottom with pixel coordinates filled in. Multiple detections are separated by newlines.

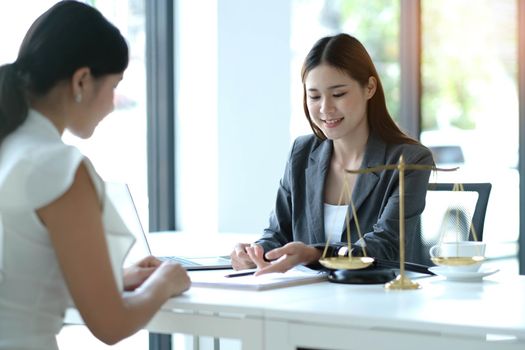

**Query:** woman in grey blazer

left=231, top=34, right=433, bottom=275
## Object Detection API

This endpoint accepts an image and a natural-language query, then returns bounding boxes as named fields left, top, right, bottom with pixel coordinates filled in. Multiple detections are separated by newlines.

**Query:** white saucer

left=429, top=266, right=499, bottom=282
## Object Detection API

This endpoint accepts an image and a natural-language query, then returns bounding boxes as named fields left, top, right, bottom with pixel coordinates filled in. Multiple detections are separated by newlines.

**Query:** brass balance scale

left=317, top=155, right=478, bottom=290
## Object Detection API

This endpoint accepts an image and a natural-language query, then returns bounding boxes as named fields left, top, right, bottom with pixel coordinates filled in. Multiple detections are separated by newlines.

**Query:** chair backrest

left=406, top=183, right=492, bottom=267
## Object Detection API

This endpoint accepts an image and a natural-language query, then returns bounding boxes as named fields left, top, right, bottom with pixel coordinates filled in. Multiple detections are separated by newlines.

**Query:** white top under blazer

left=0, top=109, right=135, bottom=350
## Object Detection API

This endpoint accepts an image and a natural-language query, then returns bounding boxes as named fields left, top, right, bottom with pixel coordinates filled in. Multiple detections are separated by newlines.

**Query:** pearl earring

left=75, top=94, right=82, bottom=103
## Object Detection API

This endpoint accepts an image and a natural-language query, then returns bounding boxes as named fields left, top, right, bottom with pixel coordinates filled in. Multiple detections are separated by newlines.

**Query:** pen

left=224, top=270, right=256, bottom=278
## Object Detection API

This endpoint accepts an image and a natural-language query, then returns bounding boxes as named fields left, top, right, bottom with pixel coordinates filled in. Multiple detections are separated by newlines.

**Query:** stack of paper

left=189, top=266, right=328, bottom=291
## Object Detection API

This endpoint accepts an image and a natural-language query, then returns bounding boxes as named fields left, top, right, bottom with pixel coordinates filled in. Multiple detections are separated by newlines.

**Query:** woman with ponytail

left=0, top=2, right=190, bottom=349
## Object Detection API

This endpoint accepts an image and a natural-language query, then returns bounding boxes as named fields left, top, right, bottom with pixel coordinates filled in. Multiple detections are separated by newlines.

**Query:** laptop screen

left=105, top=182, right=231, bottom=270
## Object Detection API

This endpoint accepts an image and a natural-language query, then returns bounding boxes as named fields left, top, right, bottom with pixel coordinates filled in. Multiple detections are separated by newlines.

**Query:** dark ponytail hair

left=0, top=63, right=28, bottom=141
left=0, top=0, right=128, bottom=142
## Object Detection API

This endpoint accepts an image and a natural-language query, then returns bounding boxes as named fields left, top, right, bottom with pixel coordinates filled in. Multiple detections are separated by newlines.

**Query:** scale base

left=328, top=268, right=396, bottom=284
left=384, top=274, right=421, bottom=290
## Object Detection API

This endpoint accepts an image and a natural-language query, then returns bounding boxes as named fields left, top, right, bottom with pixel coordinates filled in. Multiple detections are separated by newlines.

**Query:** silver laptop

left=108, top=183, right=232, bottom=271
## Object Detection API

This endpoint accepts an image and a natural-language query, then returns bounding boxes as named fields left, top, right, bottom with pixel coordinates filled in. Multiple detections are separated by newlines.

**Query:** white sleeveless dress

left=0, top=109, right=135, bottom=350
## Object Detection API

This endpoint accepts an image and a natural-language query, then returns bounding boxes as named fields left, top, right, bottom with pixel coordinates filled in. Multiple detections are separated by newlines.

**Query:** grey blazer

left=256, top=132, right=434, bottom=261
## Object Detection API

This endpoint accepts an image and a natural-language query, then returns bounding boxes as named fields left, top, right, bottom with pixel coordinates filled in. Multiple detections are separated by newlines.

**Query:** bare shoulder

left=37, top=161, right=101, bottom=235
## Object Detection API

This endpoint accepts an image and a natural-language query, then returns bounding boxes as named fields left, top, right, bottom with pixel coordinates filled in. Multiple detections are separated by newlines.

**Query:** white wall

left=176, top=0, right=292, bottom=234
left=217, top=0, right=292, bottom=232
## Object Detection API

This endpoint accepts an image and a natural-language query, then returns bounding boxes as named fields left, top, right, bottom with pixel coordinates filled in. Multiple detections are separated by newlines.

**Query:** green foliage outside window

left=336, top=0, right=401, bottom=122
left=421, top=0, right=516, bottom=131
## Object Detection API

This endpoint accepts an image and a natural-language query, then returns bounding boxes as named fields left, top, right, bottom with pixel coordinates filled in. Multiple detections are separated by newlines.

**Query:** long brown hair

left=301, top=33, right=417, bottom=145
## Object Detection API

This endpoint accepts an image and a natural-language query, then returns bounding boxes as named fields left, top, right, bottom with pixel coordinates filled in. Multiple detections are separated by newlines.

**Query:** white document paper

left=189, top=265, right=328, bottom=291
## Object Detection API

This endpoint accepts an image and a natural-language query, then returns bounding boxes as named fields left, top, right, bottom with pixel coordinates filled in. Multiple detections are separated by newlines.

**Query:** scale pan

left=319, top=256, right=374, bottom=270
left=431, top=256, right=485, bottom=267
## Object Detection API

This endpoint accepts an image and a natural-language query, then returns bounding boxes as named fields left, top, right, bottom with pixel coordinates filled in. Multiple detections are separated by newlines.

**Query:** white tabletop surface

left=119, top=230, right=525, bottom=350
left=158, top=272, right=525, bottom=340
left=264, top=275, right=525, bottom=337
left=145, top=231, right=525, bottom=340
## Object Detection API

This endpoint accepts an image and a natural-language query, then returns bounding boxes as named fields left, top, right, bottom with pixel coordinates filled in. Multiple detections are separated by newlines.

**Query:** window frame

left=518, top=0, right=525, bottom=275
left=146, top=0, right=176, bottom=233
left=145, top=0, right=175, bottom=348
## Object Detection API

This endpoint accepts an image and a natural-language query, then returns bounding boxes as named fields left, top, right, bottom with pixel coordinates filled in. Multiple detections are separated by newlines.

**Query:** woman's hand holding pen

left=246, top=242, right=321, bottom=276
left=230, top=243, right=257, bottom=270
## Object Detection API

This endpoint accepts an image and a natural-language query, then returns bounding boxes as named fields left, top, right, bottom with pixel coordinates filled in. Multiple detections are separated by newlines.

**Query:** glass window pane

left=421, top=0, right=519, bottom=257
left=63, top=0, right=149, bottom=231
left=0, top=1, right=59, bottom=63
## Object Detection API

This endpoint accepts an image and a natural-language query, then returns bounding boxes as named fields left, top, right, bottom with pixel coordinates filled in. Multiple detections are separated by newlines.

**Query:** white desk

left=146, top=273, right=525, bottom=350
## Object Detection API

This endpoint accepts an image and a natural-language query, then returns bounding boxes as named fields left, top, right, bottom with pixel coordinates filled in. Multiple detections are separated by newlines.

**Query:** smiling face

left=304, top=64, right=375, bottom=141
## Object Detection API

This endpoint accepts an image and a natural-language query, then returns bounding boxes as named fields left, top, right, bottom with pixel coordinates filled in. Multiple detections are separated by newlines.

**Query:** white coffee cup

left=429, top=241, right=486, bottom=272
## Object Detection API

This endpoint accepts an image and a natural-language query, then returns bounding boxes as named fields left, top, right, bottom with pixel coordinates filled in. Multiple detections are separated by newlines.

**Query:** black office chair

left=406, top=183, right=492, bottom=267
